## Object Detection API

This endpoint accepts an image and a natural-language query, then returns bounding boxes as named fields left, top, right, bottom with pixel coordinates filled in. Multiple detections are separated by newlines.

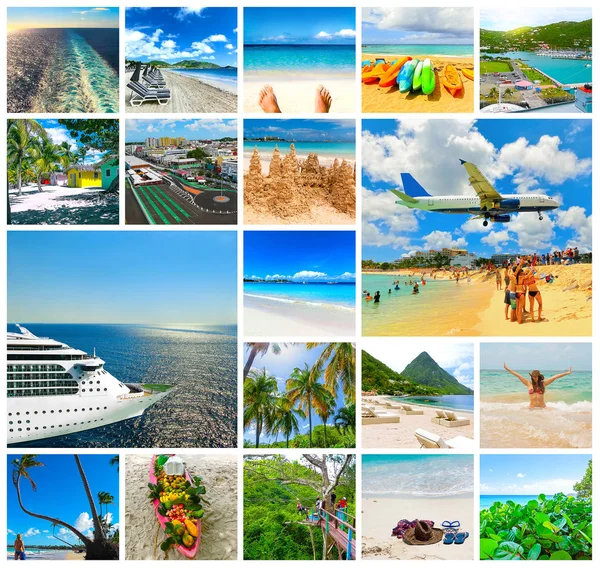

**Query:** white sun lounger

left=362, top=406, right=400, bottom=425
left=400, top=404, right=424, bottom=415
left=431, top=409, right=447, bottom=425
left=440, top=410, right=471, bottom=428
left=414, top=428, right=474, bottom=450
left=384, top=401, right=404, bottom=409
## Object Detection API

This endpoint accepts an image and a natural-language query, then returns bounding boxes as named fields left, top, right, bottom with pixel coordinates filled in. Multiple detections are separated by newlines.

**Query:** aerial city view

left=125, top=7, right=237, bottom=112
left=480, top=7, right=592, bottom=113
left=125, top=119, right=238, bottom=224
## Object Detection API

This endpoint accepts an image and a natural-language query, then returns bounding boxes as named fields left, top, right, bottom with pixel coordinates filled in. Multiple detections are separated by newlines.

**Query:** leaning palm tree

left=270, top=395, right=303, bottom=448
left=307, top=343, right=356, bottom=398
left=315, top=390, right=336, bottom=448
left=244, top=368, right=278, bottom=448
left=286, top=364, right=333, bottom=448
left=243, top=343, right=286, bottom=380
left=11, top=455, right=118, bottom=559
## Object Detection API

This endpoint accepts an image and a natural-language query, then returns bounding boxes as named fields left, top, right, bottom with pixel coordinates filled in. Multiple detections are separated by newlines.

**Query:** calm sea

left=363, top=44, right=473, bottom=57
left=244, top=141, right=355, bottom=159
left=482, top=51, right=592, bottom=84
left=244, top=44, right=355, bottom=75
left=8, top=323, right=237, bottom=448
left=6, top=547, right=72, bottom=560
left=170, top=67, right=237, bottom=94
left=480, top=494, right=542, bottom=510
left=392, top=395, right=474, bottom=412
left=75, top=28, right=119, bottom=71
left=244, top=282, right=355, bottom=309
left=363, top=454, right=473, bottom=497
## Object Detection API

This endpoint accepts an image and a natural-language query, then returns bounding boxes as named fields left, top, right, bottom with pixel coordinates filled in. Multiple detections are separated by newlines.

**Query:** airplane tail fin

left=390, top=189, right=418, bottom=204
left=400, top=173, right=431, bottom=198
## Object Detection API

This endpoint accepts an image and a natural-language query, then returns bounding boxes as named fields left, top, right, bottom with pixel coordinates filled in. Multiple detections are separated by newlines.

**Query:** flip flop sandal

left=454, top=532, right=469, bottom=544
left=443, top=532, right=456, bottom=545
left=442, top=520, right=460, bottom=529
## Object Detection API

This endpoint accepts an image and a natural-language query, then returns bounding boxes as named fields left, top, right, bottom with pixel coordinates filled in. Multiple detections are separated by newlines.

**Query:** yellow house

left=66, top=166, right=102, bottom=188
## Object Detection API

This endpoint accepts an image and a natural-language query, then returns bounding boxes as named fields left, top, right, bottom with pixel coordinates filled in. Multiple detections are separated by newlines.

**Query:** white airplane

left=392, top=160, right=560, bottom=226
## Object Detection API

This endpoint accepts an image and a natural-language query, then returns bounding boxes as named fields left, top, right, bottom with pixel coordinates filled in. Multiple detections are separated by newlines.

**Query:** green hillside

left=481, top=19, right=592, bottom=52
left=400, top=352, right=473, bottom=395
left=362, top=351, right=444, bottom=396
left=133, top=59, right=227, bottom=69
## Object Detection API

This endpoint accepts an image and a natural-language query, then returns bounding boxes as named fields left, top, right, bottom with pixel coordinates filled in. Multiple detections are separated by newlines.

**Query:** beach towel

left=391, top=518, right=434, bottom=539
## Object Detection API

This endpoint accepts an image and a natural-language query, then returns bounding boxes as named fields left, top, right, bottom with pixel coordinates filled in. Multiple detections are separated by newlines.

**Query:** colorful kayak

left=362, top=62, right=390, bottom=84
left=397, top=59, right=419, bottom=93
left=421, top=58, right=436, bottom=95
left=378, top=56, right=411, bottom=88
left=462, top=68, right=474, bottom=81
left=441, top=64, right=463, bottom=96
left=150, top=455, right=203, bottom=559
left=412, top=60, right=424, bottom=91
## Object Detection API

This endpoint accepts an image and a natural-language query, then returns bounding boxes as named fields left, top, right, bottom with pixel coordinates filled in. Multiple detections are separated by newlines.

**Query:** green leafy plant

left=480, top=493, right=592, bottom=560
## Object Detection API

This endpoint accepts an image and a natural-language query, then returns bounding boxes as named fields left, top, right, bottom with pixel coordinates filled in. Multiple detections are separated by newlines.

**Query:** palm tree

left=488, top=87, right=499, bottom=100
left=243, top=343, right=286, bottom=380
left=315, top=390, right=336, bottom=448
left=306, top=343, right=355, bottom=398
left=76, top=144, right=89, bottom=165
left=286, top=364, right=333, bottom=448
left=11, top=455, right=118, bottom=559
left=333, top=403, right=356, bottom=434
left=109, top=455, right=119, bottom=471
left=244, top=368, right=278, bottom=448
left=57, top=140, right=77, bottom=171
left=270, top=395, right=303, bottom=448
left=6, top=119, right=47, bottom=196
left=97, top=491, right=114, bottom=518
left=29, top=138, right=60, bottom=192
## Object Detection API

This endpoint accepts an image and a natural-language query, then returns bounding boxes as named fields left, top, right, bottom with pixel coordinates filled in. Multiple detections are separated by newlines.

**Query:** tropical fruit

left=185, top=519, right=199, bottom=537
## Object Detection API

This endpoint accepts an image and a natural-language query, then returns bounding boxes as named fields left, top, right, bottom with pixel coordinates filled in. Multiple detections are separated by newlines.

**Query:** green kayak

left=421, top=58, right=436, bottom=95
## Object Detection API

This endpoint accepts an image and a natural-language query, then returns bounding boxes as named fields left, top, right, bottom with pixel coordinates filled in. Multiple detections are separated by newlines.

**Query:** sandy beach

left=125, top=70, right=237, bottom=113
left=362, top=397, right=474, bottom=449
left=244, top=153, right=356, bottom=175
left=9, top=185, right=106, bottom=213
left=244, top=76, right=356, bottom=114
left=362, top=495, right=474, bottom=560
left=244, top=203, right=355, bottom=225
left=361, top=54, right=474, bottom=113
left=125, top=454, right=237, bottom=561
left=244, top=294, right=355, bottom=336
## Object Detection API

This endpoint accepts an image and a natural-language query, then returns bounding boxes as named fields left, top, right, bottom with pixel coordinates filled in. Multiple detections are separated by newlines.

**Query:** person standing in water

left=503, top=363, right=572, bottom=408
left=13, top=534, right=25, bottom=560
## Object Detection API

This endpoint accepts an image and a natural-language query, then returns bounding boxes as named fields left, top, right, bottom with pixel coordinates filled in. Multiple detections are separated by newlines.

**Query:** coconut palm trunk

left=74, top=455, right=105, bottom=540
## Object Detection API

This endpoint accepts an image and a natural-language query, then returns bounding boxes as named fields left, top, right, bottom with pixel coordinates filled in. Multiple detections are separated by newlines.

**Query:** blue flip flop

left=443, top=532, right=456, bottom=545
left=454, top=532, right=469, bottom=544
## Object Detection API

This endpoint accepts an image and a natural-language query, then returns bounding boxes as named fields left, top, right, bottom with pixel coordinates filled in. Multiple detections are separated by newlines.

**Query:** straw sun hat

left=403, top=521, right=444, bottom=545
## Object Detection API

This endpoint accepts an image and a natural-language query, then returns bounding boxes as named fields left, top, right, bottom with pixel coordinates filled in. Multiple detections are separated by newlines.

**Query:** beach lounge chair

left=400, top=404, right=424, bottom=416
left=414, top=428, right=474, bottom=450
left=127, top=81, right=171, bottom=106
left=384, top=401, right=404, bottom=409
left=142, top=65, right=167, bottom=87
left=439, top=411, right=471, bottom=428
left=362, top=406, right=400, bottom=425
left=431, top=409, right=447, bottom=425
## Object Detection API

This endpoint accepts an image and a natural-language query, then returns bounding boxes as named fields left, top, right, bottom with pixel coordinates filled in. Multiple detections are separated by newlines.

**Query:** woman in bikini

left=514, top=264, right=527, bottom=324
left=503, top=363, right=572, bottom=408
left=524, top=269, right=543, bottom=322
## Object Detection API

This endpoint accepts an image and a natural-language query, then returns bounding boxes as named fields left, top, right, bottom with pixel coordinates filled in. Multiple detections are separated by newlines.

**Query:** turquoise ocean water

left=363, top=454, right=473, bottom=497
left=170, top=67, right=237, bottom=93
left=244, top=141, right=355, bottom=158
left=6, top=547, right=72, bottom=560
left=244, top=44, right=355, bottom=75
left=392, top=395, right=474, bottom=412
left=363, top=44, right=473, bottom=57
left=482, top=51, right=592, bottom=84
left=244, top=282, right=355, bottom=309
left=480, top=494, right=541, bottom=510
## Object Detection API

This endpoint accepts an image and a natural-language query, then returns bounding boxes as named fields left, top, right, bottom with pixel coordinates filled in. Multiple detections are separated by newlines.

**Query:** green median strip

left=146, top=185, right=182, bottom=224
left=152, top=185, right=191, bottom=219
left=131, top=185, right=156, bottom=224
left=139, top=186, right=170, bottom=225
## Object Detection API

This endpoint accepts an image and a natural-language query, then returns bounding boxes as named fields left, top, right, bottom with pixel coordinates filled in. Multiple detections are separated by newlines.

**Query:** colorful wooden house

left=66, top=165, right=102, bottom=188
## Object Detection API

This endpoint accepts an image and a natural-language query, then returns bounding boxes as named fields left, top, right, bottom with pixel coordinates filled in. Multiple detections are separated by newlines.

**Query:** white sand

left=9, top=184, right=105, bottom=212
left=244, top=77, right=356, bottom=114
left=362, top=398, right=474, bottom=449
left=362, top=496, right=474, bottom=560
left=244, top=295, right=355, bottom=336
left=125, top=454, right=237, bottom=561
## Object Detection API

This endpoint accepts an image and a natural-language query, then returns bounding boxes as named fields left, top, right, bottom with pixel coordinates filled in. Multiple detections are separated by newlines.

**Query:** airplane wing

left=460, top=160, right=502, bottom=209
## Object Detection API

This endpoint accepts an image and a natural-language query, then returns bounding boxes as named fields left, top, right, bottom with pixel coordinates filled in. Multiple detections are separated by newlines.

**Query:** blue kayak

left=397, top=59, right=420, bottom=93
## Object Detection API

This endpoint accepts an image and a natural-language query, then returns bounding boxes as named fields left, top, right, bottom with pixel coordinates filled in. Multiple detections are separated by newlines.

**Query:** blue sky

left=244, top=343, right=353, bottom=443
left=126, top=7, right=237, bottom=65
left=38, top=119, right=110, bottom=164
left=481, top=342, right=592, bottom=371
left=362, top=119, right=592, bottom=261
left=362, top=339, right=474, bottom=389
left=244, top=8, right=356, bottom=45
left=7, top=454, right=119, bottom=545
left=481, top=8, right=592, bottom=31
left=8, top=232, right=237, bottom=325
left=244, top=119, right=355, bottom=143
left=126, top=119, right=237, bottom=142
left=244, top=231, right=355, bottom=283
left=481, top=454, right=591, bottom=495
left=8, top=7, right=118, bottom=29
left=362, top=7, right=474, bottom=45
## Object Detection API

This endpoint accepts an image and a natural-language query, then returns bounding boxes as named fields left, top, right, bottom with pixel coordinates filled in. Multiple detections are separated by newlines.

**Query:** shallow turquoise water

left=244, top=44, right=355, bottom=73
left=244, top=282, right=355, bottom=308
left=244, top=141, right=355, bottom=158
left=363, top=44, right=473, bottom=57
left=392, top=395, right=474, bottom=411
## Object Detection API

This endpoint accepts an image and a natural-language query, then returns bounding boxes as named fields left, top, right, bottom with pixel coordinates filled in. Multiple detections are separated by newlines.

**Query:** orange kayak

left=362, top=64, right=373, bottom=74
left=462, top=68, right=474, bottom=81
left=378, top=57, right=412, bottom=88
left=441, top=64, right=463, bottom=96
left=362, top=62, right=390, bottom=84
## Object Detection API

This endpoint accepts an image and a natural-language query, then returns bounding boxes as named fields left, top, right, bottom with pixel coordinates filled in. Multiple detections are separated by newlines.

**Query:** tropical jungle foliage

left=244, top=455, right=356, bottom=561
left=480, top=462, right=593, bottom=561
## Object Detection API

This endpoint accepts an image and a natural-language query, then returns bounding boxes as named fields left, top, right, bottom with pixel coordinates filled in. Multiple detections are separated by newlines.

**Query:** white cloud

left=225, top=43, right=235, bottom=50
left=183, top=119, right=237, bottom=133
left=555, top=206, right=593, bottom=252
left=74, top=512, right=93, bottom=533
left=315, top=29, right=356, bottom=39
left=203, top=34, right=228, bottom=43
left=23, top=528, right=40, bottom=537
left=175, top=7, right=206, bottom=21
left=126, top=27, right=216, bottom=60
left=421, top=230, right=467, bottom=251
left=292, top=270, right=327, bottom=280
left=517, top=473, right=526, bottom=478
left=481, top=230, right=511, bottom=252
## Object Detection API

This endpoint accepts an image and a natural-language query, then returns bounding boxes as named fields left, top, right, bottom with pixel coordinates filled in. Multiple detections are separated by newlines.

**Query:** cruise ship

left=7, top=325, right=172, bottom=445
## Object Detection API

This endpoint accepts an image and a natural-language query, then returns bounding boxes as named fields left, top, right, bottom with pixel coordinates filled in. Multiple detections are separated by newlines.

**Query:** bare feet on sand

left=315, top=85, right=332, bottom=113
left=258, top=85, right=282, bottom=113
left=258, top=84, right=332, bottom=113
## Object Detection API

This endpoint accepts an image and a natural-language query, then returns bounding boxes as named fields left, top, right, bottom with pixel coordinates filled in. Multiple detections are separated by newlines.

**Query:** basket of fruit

left=148, top=454, right=207, bottom=558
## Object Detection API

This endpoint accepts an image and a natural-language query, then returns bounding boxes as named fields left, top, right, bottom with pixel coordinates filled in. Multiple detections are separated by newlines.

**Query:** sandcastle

left=244, top=144, right=356, bottom=219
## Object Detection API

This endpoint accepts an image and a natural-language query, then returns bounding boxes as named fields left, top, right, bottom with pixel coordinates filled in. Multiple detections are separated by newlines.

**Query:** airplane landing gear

left=538, top=212, right=543, bottom=221
left=483, top=220, right=489, bottom=227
